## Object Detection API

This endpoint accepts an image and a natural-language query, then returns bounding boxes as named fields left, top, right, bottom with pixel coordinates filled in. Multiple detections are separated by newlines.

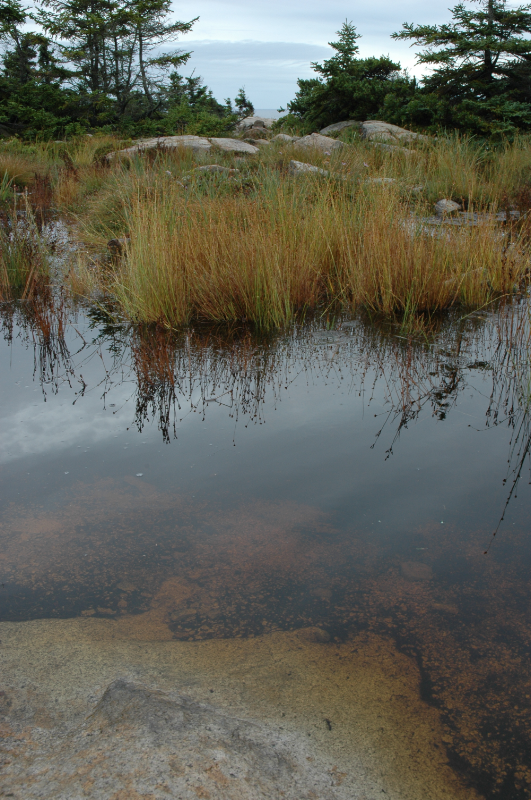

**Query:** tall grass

left=2, top=132, right=531, bottom=325
left=0, top=196, right=51, bottom=299
left=103, top=171, right=529, bottom=328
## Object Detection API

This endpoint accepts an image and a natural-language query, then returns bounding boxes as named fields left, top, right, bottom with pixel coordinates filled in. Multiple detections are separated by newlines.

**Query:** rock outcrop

left=294, top=133, right=344, bottom=152
left=108, top=135, right=259, bottom=159
left=210, top=137, right=259, bottom=154
left=272, top=133, right=298, bottom=143
left=361, top=121, right=429, bottom=144
left=320, top=120, right=362, bottom=135
left=435, top=199, right=461, bottom=215
left=237, top=116, right=276, bottom=131
left=289, top=160, right=330, bottom=177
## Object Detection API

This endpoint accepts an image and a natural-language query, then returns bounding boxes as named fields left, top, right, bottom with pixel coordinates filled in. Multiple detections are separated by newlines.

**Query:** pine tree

left=393, top=0, right=531, bottom=134
left=287, top=21, right=414, bottom=128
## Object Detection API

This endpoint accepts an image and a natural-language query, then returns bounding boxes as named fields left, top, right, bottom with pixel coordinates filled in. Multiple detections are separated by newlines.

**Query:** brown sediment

left=0, top=618, right=482, bottom=800
left=1, top=480, right=531, bottom=796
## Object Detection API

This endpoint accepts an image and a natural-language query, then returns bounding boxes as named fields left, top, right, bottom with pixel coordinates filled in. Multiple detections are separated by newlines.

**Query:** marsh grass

left=96, top=166, right=530, bottom=328
left=3, top=132, right=531, bottom=326
left=0, top=196, right=51, bottom=300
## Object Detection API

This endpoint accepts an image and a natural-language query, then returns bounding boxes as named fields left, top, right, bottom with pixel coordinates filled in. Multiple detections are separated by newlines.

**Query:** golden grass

left=2, top=132, right=531, bottom=327
left=100, top=171, right=529, bottom=328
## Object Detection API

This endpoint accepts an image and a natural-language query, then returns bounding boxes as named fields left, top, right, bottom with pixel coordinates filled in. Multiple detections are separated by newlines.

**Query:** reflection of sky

left=0, top=308, right=529, bottom=543
left=0, top=381, right=134, bottom=465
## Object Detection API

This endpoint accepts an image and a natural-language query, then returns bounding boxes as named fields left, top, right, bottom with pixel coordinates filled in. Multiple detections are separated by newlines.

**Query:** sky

left=169, top=0, right=456, bottom=110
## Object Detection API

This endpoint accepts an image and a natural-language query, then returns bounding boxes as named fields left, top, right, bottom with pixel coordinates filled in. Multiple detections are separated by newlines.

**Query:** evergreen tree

left=35, top=0, right=196, bottom=123
left=234, top=86, right=254, bottom=119
left=287, top=21, right=415, bottom=128
left=393, top=0, right=531, bottom=135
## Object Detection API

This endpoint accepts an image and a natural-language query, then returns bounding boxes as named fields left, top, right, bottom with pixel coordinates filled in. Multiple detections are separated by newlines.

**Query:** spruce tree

left=393, top=0, right=531, bottom=134
left=287, top=21, right=414, bottom=128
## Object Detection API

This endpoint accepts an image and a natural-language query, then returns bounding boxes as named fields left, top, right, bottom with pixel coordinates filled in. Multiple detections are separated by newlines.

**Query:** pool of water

left=1, top=296, right=530, bottom=798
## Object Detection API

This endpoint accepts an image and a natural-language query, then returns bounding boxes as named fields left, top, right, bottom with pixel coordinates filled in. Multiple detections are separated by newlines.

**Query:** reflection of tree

left=483, top=305, right=531, bottom=550
left=2, top=291, right=530, bottom=535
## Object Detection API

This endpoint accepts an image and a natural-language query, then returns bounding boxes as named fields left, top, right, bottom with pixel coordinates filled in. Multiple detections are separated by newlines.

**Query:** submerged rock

left=400, top=561, right=433, bottom=582
left=2, top=678, right=342, bottom=799
left=297, top=626, right=331, bottom=643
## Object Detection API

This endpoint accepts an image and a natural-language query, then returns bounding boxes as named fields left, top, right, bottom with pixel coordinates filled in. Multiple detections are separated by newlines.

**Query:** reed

left=0, top=196, right=51, bottom=299
left=99, top=169, right=529, bottom=328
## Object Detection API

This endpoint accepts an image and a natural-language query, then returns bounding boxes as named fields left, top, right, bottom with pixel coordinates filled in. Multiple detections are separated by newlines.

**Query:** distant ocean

left=254, top=109, right=284, bottom=119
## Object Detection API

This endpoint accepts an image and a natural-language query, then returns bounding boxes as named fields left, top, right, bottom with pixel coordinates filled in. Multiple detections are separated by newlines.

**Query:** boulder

left=271, top=133, right=298, bottom=143
left=361, top=121, right=429, bottom=144
left=251, top=139, right=271, bottom=147
left=297, top=626, right=331, bottom=643
left=236, top=116, right=276, bottom=131
left=295, top=133, right=344, bottom=152
left=109, top=135, right=212, bottom=159
left=435, top=199, right=461, bottom=215
left=289, top=160, right=330, bottom=177
left=320, top=120, right=362, bottom=135
left=242, top=126, right=269, bottom=139
left=210, top=137, right=259, bottom=154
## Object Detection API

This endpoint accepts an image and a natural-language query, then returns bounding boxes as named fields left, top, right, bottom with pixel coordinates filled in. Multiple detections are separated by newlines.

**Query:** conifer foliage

left=0, top=0, right=251, bottom=137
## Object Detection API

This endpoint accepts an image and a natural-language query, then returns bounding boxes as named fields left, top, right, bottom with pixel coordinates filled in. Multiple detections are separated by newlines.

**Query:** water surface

left=1, top=297, right=530, bottom=799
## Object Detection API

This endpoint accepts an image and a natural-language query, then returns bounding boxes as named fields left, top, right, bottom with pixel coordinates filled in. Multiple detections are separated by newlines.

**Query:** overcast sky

left=170, top=0, right=457, bottom=109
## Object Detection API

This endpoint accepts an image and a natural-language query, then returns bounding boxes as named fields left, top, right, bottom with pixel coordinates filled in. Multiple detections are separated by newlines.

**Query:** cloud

left=169, top=1, right=457, bottom=106
left=179, top=40, right=332, bottom=108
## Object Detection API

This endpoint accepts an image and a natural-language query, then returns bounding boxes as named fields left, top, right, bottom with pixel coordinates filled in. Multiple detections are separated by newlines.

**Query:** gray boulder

left=320, top=120, right=362, bottom=135
left=289, top=160, right=329, bottom=177
left=271, top=133, right=298, bottom=143
left=236, top=116, right=276, bottom=131
left=361, top=121, right=429, bottom=144
left=295, top=133, right=344, bottom=152
left=194, top=165, right=239, bottom=174
left=108, top=135, right=212, bottom=158
left=435, top=199, right=461, bottom=215
left=210, top=137, right=259, bottom=154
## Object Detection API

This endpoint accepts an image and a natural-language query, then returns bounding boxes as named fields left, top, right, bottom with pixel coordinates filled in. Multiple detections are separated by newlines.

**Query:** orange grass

left=105, top=175, right=529, bottom=328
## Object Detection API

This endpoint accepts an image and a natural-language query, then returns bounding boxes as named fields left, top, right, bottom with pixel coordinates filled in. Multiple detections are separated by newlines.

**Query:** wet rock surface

left=0, top=620, right=482, bottom=800
left=1, top=679, right=342, bottom=800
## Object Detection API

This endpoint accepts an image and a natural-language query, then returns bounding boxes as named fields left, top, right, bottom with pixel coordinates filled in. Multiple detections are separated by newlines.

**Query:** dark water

left=1, top=296, right=531, bottom=798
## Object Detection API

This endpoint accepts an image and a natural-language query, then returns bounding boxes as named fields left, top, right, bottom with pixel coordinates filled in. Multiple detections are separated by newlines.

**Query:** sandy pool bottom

left=0, top=615, right=481, bottom=800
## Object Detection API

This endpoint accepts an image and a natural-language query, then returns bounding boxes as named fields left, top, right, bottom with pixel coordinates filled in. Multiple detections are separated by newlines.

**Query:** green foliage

left=393, top=0, right=531, bottom=136
left=0, top=0, right=247, bottom=139
left=234, top=87, right=254, bottom=119
left=287, top=21, right=417, bottom=129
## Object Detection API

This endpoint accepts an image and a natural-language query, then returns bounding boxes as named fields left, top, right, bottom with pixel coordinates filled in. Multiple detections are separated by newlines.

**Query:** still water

left=1, top=296, right=530, bottom=798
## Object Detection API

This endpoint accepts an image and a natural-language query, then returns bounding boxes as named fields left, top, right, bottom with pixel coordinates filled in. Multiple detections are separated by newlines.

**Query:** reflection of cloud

left=0, top=384, right=135, bottom=465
